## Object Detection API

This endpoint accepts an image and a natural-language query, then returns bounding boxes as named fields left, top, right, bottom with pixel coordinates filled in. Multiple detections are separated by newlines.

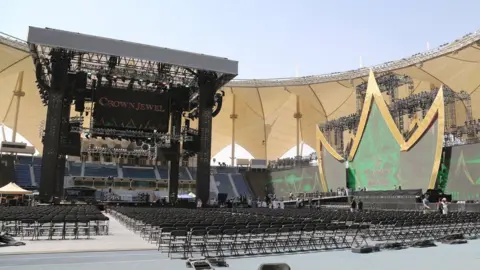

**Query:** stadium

left=2, top=26, right=480, bottom=270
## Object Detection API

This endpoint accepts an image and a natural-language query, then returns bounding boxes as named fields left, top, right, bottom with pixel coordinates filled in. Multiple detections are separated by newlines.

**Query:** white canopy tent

left=0, top=182, right=32, bottom=195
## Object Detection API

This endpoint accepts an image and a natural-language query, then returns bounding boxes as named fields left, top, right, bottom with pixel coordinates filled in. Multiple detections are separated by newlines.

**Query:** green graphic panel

left=349, top=103, right=400, bottom=190
left=269, top=167, right=321, bottom=198
left=398, top=118, right=438, bottom=189
left=349, top=102, right=437, bottom=191
left=446, top=144, right=480, bottom=200
left=322, top=147, right=346, bottom=190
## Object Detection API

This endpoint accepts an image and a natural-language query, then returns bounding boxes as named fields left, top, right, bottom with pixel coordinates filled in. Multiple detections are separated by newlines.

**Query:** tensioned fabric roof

left=1, top=30, right=480, bottom=159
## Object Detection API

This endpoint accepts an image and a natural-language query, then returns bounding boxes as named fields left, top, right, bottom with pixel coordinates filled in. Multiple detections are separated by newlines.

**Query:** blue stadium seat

left=215, top=166, right=237, bottom=174
left=84, top=163, right=117, bottom=177
left=16, top=156, right=41, bottom=165
left=231, top=174, right=252, bottom=197
left=188, top=167, right=197, bottom=179
left=157, top=166, right=169, bottom=179
left=14, top=164, right=31, bottom=187
left=17, top=156, right=33, bottom=165
left=33, top=165, right=41, bottom=186
left=179, top=167, right=190, bottom=180
left=213, top=174, right=236, bottom=199
left=69, top=162, right=82, bottom=176
left=123, top=167, right=155, bottom=179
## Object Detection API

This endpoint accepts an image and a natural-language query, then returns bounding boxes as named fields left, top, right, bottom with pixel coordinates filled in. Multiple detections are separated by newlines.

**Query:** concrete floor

left=0, top=214, right=156, bottom=255
left=1, top=213, right=479, bottom=270
left=1, top=241, right=480, bottom=270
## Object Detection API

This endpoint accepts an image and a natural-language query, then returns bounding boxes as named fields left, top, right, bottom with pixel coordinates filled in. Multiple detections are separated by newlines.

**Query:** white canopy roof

left=0, top=182, right=32, bottom=195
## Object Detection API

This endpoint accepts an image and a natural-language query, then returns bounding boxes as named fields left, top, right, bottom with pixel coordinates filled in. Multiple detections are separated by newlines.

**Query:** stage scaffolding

left=28, top=27, right=238, bottom=203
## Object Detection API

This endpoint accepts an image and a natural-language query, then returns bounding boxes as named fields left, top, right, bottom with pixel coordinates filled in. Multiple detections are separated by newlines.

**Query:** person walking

left=350, top=198, right=357, bottom=213
left=422, top=195, right=430, bottom=214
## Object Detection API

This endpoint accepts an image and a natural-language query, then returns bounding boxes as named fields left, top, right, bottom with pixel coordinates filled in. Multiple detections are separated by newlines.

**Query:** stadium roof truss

left=2, top=29, right=480, bottom=160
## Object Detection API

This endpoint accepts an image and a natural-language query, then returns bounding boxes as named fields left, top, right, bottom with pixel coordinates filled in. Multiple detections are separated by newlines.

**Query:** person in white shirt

left=197, top=199, right=203, bottom=208
left=441, top=198, right=449, bottom=215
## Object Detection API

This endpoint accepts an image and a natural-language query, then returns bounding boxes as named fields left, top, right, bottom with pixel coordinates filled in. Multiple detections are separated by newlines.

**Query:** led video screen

left=446, top=144, right=480, bottom=200
left=348, top=103, right=439, bottom=191
left=93, top=87, right=170, bottom=132
left=321, top=148, right=346, bottom=191
left=269, top=167, right=323, bottom=199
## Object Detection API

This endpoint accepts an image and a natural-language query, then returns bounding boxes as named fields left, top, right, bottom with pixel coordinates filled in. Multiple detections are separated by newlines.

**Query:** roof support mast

left=230, top=94, right=237, bottom=166
left=11, top=71, right=25, bottom=143
left=294, top=96, right=302, bottom=159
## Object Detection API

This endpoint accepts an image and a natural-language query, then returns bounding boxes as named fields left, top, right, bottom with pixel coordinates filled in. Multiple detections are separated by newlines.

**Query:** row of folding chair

left=368, top=217, right=480, bottom=243
left=160, top=224, right=368, bottom=259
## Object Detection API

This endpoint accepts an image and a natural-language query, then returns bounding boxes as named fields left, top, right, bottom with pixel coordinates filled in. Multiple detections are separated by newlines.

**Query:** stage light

left=127, top=80, right=134, bottom=90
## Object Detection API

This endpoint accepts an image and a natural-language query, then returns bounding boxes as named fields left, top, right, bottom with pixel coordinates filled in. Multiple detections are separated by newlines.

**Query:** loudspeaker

left=217, top=193, right=228, bottom=204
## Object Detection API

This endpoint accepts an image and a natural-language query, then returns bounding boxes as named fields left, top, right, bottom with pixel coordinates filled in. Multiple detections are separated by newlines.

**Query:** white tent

left=0, top=182, right=33, bottom=195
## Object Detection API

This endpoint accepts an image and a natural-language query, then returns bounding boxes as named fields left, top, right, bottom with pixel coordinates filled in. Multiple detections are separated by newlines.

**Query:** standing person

left=357, top=199, right=363, bottom=211
left=437, top=199, right=443, bottom=214
left=441, top=198, right=449, bottom=215
left=196, top=198, right=203, bottom=208
left=422, top=195, right=430, bottom=214
left=350, top=198, right=357, bottom=213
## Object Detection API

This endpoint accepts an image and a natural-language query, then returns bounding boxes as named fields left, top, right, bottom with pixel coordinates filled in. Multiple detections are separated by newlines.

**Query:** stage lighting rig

left=356, top=73, right=414, bottom=96
left=28, top=26, right=238, bottom=205
left=29, top=28, right=237, bottom=97
left=184, top=89, right=224, bottom=119
left=83, top=146, right=154, bottom=157
left=71, top=126, right=169, bottom=140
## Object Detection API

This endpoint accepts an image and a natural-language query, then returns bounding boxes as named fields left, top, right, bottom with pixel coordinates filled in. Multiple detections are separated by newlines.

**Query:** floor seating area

left=0, top=206, right=110, bottom=240
left=111, top=207, right=480, bottom=259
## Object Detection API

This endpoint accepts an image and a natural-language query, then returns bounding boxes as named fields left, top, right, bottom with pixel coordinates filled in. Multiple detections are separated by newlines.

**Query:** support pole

left=39, top=50, right=70, bottom=202
left=294, top=96, right=302, bottom=158
left=11, top=71, right=25, bottom=143
left=55, top=100, right=72, bottom=198
left=1, top=124, right=6, bottom=142
left=168, top=110, right=182, bottom=202
left=196, top=71, right=218, bottom=205
left=230, top=94, right=237, bottom=166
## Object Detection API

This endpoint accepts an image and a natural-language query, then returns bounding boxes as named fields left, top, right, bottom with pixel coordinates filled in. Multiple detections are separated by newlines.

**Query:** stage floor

left=0, top=213, right=156, bottom=255
left=1, top=240, right=479, bottom=270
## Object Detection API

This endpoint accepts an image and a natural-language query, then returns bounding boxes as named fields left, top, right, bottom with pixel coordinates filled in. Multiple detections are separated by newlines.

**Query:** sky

left=1, top=0, right=479, bottom=163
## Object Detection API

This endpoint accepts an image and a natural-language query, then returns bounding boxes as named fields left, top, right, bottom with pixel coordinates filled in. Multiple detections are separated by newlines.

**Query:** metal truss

left=30, top=45, right=198, bottom=90
left=356, top=73, right=414, bottom=95
left=71, top=126, right=193, bottom=142
left=3, top=29, right=480, bottom=88
left=0, top=32, right=28, bottom=52
left=82, top=147, right=158, bottom=158
left=227, top=30, right=480, bottom=87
